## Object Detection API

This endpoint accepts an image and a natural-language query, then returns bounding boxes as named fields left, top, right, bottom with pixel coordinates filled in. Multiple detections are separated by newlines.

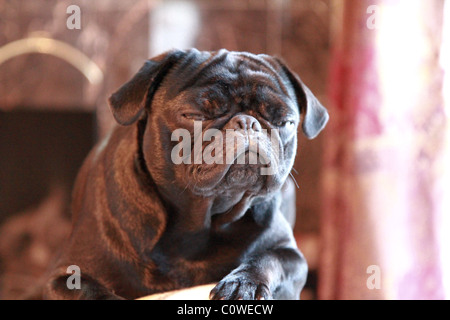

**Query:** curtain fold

left=319, top=0, right=448, bottom=299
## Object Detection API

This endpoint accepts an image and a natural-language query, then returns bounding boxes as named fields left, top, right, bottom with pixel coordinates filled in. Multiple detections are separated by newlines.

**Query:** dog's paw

left=209, top=272, right=272, bottom=300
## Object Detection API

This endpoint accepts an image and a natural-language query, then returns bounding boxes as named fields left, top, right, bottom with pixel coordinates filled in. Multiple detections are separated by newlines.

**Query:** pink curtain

left=319, top=0, right=449, bottom=299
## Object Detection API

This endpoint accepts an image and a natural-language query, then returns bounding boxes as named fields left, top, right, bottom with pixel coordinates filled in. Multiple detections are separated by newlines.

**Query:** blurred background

left=0, top=0, right=449, bottom=300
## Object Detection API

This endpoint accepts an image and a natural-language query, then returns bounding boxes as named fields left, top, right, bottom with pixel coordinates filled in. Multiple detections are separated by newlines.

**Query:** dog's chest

left=141, top=218, right=263, bottom=290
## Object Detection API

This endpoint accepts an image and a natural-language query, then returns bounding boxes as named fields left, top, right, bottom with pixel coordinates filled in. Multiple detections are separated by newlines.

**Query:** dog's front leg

left=210, top=245, right=307, bottom=300
left=44, top=271, right=125, bottom=300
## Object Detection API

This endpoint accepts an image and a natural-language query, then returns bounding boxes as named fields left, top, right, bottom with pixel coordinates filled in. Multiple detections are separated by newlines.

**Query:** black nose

left=230, top=114, right=262, bottom=132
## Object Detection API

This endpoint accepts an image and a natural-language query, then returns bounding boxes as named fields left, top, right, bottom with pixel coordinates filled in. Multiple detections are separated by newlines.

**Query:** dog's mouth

left=223, top=151, right=265, bottom=185
left=186, top=133, right=281, bottom=195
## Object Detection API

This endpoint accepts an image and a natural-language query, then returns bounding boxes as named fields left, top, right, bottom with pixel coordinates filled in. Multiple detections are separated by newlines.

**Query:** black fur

left=43, top=49, right=328, bottom=300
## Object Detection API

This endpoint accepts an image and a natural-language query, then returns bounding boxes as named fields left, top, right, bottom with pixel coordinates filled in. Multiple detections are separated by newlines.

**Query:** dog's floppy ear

left=108, top=50, right=187, bottom=126
left=275, top=59, right=329, bottom=139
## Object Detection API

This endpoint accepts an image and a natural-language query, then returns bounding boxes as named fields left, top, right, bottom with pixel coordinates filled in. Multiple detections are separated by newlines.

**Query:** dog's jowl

left=43, top=49, right=328, bottom=300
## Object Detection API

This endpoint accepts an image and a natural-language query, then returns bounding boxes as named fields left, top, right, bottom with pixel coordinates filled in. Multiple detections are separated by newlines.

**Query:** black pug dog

left=43, top=49, right=328, bottom=300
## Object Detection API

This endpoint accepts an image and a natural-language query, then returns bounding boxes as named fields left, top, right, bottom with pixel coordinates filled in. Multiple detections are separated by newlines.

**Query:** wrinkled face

left=109, top=49, right=328, bottom=216
left=146, top=52, right=299, bottom=201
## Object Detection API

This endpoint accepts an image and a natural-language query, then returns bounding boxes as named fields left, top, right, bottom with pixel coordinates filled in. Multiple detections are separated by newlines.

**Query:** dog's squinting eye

left=275, top=120, right=295, bottom=128
left=182, top=113, right=207, bottom=121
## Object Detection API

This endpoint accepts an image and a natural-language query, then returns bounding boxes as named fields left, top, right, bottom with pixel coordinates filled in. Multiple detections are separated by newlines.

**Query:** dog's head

left=109, top=49, right=328, bottom=216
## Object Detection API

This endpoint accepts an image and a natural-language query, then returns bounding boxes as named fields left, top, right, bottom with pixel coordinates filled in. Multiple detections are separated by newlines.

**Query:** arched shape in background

left=0, top=36, right=103, bottom=85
